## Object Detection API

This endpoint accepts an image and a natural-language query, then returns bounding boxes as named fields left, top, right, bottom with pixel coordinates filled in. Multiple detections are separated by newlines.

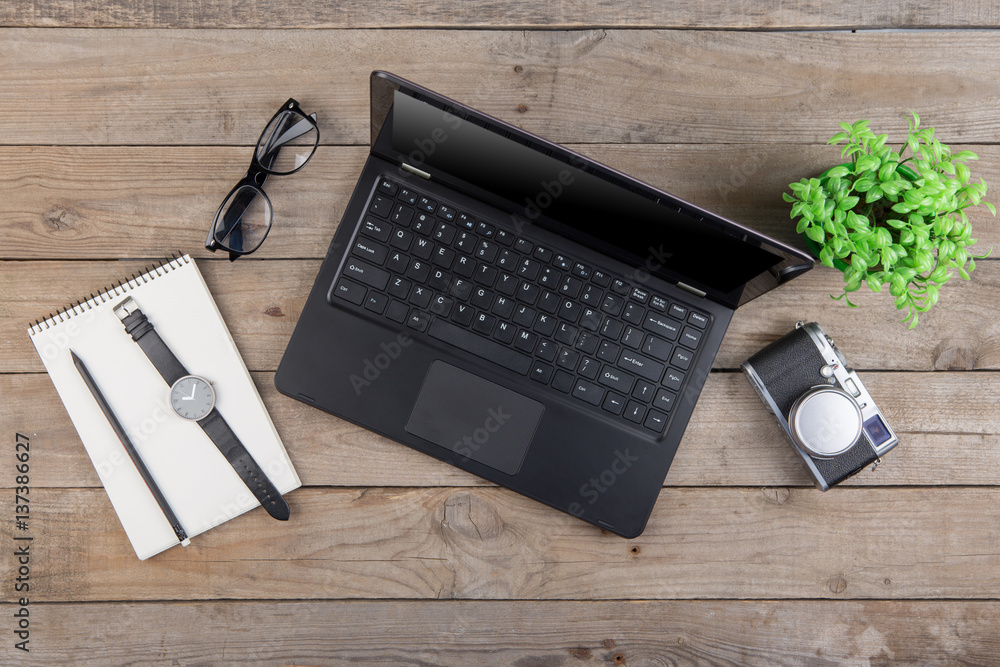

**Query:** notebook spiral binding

left=27, top=252, right=190, bottom=336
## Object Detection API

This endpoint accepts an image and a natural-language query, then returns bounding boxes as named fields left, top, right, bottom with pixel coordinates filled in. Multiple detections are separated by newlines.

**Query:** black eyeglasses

left=206, top=98, right=319, bottom=260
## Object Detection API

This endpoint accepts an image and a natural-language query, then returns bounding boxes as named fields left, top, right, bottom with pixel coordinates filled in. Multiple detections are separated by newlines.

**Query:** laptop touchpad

left=405, top=361, right=543, bottom=476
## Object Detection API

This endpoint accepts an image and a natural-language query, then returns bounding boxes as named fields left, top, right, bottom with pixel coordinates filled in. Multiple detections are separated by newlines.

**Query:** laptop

left=275, top=71, right=814, bottom=537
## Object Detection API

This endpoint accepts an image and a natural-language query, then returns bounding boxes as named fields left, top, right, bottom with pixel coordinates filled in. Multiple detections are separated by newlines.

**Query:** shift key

left=343, top=259, right=390, bottom=290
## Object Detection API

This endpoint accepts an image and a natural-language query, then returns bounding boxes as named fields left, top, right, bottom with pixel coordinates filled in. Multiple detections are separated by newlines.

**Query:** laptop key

left=579, top=307, right=602, bottom=332
left=390, top=228, right=413, bottom=251
left=496, top=273, right=518, bottom=296
left=598, top=365, right=634, bottom=394
left=398, top=188, right=418, bottom=206
left=575, top=331, right=599, bottom=355
left=630, top=286, right=649, bottom=303
left=531, top=291, right=556, bottom=314
left=632, top=379, right=655, bottom=402
left=554, top=322, right=578, bottom=346
left=671, top=347, right=693, bottom=370
left=333, top=278, right=366, bottom=305
left=471, top=287, right=493, bottom=309
left=496, top=229, right=514, bottom=246
left=623, top=303, right=645, bottom=325
left=643, top=410, right=667, bottom=433
left=642, top=335, right=671, bottom=361
left=428, top=319, right=531, bottom=375
left=514, top=329, right=538, bottom=353
left=388, top=276, right=410, bottom=299
left=679, top=326, right=702, bottom=349
left=453, top=255, right=475, bottom=278
left=386, top=299, right=408, bottom=323
left=452, top=303, right=474, bottom=326
left=409, top=285, right=431, bottom=308
left=449, top=278, right=473, bottom=300
left=572, top=379, right=604, bottom=406
left=392, top=205, right=414, bottom=227
left=601, top=293, right=624, bottom=316
left=601, top=318, right=624, bottom=340
left=406, top=260, right=431, bottom=283
left=406, top=309, right=430, bottom=332
left=530, top=362, right=554, bottom=384
left=621, top=326, right=643, bottom=349
left=663, top=369, right=684, bottom=392
left=650, top=295, right=668, bottom=312
left=653, top=388, right=675, bottom=412
left=602, top=392, right=626, bottom=415
left=413, top=213, right=435, bottom=235
left=378, top=179, right=397, bottom=196
left=433, top=223, right=456, bottom=245
left=535, top=339, right=557, bottom=362
left=592, top=270, right=611, bottom=287
left=597, top=341, right=620, bottom=362
left=494, top=321, right=516, bottom=344
left=370, top=195, right=393, bottom=218
left=533, top=246, right=554, bottom=263
left=557, top=347, right=580, bottom=370
left=554, top=254, right=573, bottom=270
left=669, top=303, right=688, bottom=320
left=624, top=401, right=646, bottom=423
left=688, top=311, right=709, bottom=329
left=428, top=269, right=450, bottom=292
left=513, top=304, right=536, bottom=327
left=412, top=237, right=434, bottom=260
left=430, top=295, right=454, bottom=318
left=360, top=217, right=391, bottom=242
left=472, top=312, right=496, bottom=335
left=417, top=196, right=436, bottom=213
left=353, top=239, right=388, bottom=265
left=643, top=314, right=680, bottom=340
left=578, top=357, right=599, bottom=380
left=552, top=369, right=574, bottom=392
left=534, top=313, right=557, bottom=336
left=364, top=292, right=388, bottom=314
left=618, top=351, right=664, bottom=383
left=344, top=259, right=390, bottom=291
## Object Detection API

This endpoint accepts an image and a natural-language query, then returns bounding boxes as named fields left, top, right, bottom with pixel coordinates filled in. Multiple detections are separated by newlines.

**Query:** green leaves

left=783, top=112, right=994, bottom=328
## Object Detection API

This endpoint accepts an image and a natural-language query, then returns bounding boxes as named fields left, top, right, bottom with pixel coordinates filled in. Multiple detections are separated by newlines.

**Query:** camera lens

left=788, top=387, right=863, bottom=458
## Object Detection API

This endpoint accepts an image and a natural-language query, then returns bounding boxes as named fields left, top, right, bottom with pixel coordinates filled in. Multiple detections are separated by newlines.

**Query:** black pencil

left=70, top=349, right=190, bottom=546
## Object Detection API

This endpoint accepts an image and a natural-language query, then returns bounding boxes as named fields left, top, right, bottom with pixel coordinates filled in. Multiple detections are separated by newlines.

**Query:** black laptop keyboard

left=331, top=177, right=712, bottom=436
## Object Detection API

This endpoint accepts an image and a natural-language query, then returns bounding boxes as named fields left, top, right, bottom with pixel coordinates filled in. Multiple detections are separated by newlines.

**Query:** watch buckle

left=113, top=297, right=137, bottom=321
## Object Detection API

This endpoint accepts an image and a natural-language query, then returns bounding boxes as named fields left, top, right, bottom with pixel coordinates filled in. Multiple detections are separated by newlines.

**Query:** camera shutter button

left=820, top=364, right=835, bottom=378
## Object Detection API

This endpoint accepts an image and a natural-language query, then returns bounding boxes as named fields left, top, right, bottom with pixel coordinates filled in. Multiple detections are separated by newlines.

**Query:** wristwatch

left=113, top=296, right=289, bottom=521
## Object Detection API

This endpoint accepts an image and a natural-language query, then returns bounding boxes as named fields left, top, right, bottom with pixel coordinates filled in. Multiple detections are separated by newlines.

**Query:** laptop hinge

left=400, top=162, right=431, bottom=180
left=676, top=282, right=707, bottom=298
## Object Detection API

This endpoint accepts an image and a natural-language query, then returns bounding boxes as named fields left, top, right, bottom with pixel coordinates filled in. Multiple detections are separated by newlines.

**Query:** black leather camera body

left=741, top=322, right=898, bottom=490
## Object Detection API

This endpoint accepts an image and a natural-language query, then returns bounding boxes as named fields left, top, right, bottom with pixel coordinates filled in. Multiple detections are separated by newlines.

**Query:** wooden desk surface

left=2, top=3, right=999, bottom=664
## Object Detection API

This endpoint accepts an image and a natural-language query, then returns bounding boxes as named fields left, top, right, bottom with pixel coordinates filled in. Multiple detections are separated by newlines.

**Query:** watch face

left=169, top=376, right=216, bottom=421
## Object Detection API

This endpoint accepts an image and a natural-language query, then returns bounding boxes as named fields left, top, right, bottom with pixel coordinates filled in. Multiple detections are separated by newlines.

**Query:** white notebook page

left=28, top=255, right=300, bottom=560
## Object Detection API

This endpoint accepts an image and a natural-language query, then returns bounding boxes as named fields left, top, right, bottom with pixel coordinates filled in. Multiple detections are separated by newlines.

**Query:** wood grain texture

left=4, top=260, right=1000, bottom=373
left=3, top=0, right=1000, bottom=29
left=3, top=371, right=997, bottom=489
left=2, top=144, right=998, bottom=260
left=9, top=600, right=1000, bottom=665
left=3, top=486, right=1000, bottom=601
left=4, top=29, right=1000, bottom=146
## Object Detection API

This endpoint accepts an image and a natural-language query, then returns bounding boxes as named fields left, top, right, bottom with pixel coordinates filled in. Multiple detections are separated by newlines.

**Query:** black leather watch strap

left=201, top=409, right=290, bottom=521
left=116, top=301, right=188, bottom=386
left=114, top=296, right=290, bottom=521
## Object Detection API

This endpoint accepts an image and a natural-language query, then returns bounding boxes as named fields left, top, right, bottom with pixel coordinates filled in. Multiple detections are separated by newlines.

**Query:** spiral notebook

left=27, top=255, right=301, bottom=560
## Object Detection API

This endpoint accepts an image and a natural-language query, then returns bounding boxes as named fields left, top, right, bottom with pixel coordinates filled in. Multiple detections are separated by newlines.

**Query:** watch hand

left=182, top=384, right=197, bottom=401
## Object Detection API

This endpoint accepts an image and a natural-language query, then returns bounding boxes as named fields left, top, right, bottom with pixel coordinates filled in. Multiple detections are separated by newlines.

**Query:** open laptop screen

left=370, top=72, right=812, bottom=308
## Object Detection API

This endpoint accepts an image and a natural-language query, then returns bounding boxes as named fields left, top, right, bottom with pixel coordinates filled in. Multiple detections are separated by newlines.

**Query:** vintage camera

left=741, top=322, right=898, bottom=490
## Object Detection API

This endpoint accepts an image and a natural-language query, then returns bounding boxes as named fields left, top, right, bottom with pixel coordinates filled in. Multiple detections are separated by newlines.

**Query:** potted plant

left=783, top=113, right=993, bottom=327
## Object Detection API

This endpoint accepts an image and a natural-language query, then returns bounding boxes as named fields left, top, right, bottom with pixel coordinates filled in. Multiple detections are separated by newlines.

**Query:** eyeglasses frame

left=205, top=98, right=319, bottom=261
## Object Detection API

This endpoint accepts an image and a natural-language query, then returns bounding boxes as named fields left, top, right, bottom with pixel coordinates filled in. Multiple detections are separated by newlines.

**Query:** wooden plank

left=3, top=1, right=1000, bottom=29
left=11, top=600, right=1000, bottom=665
left=3, top=371, right=997, bottom=489
left=3, top=259, right=999, bottom=373
left=4, top=29, right=1000, bottom=145
left=3, top=144, right=999, bottom=260
left=3, top=486, right=1000, bottom=601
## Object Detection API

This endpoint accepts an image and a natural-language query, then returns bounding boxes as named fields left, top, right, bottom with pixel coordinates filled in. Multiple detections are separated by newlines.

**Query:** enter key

left=617, top=350, right=664, bottom=383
